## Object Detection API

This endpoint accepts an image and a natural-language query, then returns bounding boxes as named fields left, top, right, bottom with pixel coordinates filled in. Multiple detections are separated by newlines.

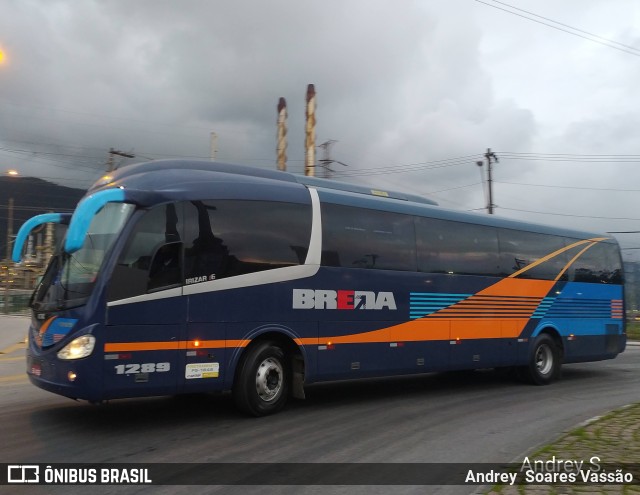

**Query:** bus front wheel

left=522, top=334, right=561, bottom=385
left=233, top=341, right=289, bottom=416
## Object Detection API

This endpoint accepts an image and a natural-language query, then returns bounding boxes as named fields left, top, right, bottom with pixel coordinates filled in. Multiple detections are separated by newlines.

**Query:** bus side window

left=497, top=229, right=567, bottom=280
left=183, top=199, right=312, bottom=281
left=107, top=203, right=184, bottom=301
left=320, top=203, right=416, bottom=271
left=183, top=201, right=230, bottom=281
left=148, top=241, right=182, bottom=292
left=416, top=218, right=500, bottom=276
left=567, top=240, right=623, bottom=284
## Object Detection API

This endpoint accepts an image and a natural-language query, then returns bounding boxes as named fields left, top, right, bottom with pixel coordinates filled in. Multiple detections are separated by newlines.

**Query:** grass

left=626, top=320, right=640, bottom=340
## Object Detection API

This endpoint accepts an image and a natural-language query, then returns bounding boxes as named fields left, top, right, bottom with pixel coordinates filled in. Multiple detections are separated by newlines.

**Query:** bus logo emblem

left=293, top=289, right=397, bottom=310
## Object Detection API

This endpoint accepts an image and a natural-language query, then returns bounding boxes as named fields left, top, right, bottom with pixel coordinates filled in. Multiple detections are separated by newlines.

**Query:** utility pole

left=318, top=140, right=348, bottom=179
left=106, top=148, right=135, bottom=173
left=477, top=148, right=498, bottom=214
left=318, top=140, right=335, bottom=178
left=210, top=132, right=218, bottom=161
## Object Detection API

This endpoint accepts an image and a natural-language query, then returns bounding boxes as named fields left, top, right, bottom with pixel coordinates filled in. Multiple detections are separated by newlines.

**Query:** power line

left=0, top=147, right=103, bottom=174
left=489, top=0, right=640, bottom=53
left=325, top=150, right=640, bottom=180
left=500, top=207, right=640, bottom=221
left=497, top=152, right=640, bottom=163
left=0, top=145, right=103, bottom=161
left=499, top=152, right=640, bottom=158
left=475, top=0, right=640, bottom=58
left=427, top=182, right=482, bottom=194
left=331, top=154, right=485, bottom=178
left=495, top=180, right=640, bottom=193
left=0, top=137, right=107, bottom=154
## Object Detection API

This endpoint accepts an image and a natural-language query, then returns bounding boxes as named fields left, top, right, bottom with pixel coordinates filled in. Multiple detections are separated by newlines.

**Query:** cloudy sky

left=2, top=0, right=640, bottom=257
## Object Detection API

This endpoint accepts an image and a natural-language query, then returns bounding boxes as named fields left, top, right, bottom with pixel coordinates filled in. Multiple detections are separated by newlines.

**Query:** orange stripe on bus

left=104, top=341, right=185, bottom=352
left=187, top=340, right=232, bottom=349
left=310, top=316, right=533, bottom=347
left=104, top=339, right=253, bottom=352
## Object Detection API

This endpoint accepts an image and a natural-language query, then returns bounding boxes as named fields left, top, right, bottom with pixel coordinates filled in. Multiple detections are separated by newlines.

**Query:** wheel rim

left=535, top=343, right=553, bottom=376
left=255, top=357, right=283, bottom=402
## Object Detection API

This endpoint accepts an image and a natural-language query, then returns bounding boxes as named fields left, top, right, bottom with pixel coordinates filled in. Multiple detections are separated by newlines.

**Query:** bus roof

left=90, top=159, right=612, bottom=243
left=92, top=159, right=438, bottom=206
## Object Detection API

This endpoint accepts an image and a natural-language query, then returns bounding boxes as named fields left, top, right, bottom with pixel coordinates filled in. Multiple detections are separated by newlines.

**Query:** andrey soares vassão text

left=465, top=457, right=635, bottom=485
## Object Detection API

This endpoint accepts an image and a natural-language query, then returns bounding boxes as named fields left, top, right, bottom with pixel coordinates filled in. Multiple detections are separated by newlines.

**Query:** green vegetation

left=627, top=320, right=640, bottom=340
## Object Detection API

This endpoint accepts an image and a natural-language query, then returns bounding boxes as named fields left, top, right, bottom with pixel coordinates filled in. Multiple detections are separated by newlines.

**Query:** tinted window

left=34, top=203, right=134, bottom=310
left=416, top=218, right=500, bottom=276
left=321, top=204, right=416, bottom=271
left=498, top=229, right=567, bottom=280
left=183, top=200, right=311, bottom=281
left=568, top=240, right=623, bottom=284
left=108, top=203, right=183, bottom=301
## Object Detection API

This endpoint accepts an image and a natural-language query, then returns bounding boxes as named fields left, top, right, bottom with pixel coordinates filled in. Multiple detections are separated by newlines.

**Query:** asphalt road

left=1, top=315, right=639, bottom=495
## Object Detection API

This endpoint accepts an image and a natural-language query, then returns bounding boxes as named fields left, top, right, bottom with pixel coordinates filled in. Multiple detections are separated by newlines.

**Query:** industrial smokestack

left=304, top=84, right=316, bottom=177
left=277, top=97, right=288, bottom=171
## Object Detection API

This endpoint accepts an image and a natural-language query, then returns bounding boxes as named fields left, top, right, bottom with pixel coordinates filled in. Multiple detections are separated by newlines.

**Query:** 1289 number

left=114, top=362, right=171, bottom=374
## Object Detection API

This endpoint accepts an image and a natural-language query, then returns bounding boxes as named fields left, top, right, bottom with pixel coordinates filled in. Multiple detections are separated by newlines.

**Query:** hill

left=0, top=176, right=86, bottom=259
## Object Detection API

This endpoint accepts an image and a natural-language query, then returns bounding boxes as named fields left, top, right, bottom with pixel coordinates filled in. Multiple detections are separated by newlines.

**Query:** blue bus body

left=14, top=160, right=625, bottom=415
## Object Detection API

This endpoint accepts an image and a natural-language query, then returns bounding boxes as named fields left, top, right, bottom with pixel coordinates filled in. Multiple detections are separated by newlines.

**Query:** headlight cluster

left=57, top=335, right=96, bottom=360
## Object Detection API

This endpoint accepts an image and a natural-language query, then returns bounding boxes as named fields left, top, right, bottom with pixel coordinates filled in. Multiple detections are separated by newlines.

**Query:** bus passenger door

left=103, top=204, right=186, bottom=398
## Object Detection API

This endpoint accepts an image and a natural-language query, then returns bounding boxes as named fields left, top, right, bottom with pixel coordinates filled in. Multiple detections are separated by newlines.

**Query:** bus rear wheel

left=521, top=334, right=561, bottom=385
left=233, top=341, right=289, bottom=416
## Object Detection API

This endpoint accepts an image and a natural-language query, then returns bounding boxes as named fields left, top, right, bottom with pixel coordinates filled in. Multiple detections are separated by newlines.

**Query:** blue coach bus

left=13, top=160, right=625, bottom=415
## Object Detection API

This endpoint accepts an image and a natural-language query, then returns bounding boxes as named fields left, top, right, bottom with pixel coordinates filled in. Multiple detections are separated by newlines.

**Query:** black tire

left=521, top=334, right=561, bottom=385
left=233, top=341, right=289, bottom=416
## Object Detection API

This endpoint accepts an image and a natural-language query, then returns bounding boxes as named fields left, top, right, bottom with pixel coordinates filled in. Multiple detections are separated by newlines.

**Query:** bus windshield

left=32, top=202, right=135, bottom=311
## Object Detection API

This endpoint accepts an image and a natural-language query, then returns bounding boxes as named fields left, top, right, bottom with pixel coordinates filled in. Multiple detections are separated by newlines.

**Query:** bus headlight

left=57, top=335, right=96, bottom=360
